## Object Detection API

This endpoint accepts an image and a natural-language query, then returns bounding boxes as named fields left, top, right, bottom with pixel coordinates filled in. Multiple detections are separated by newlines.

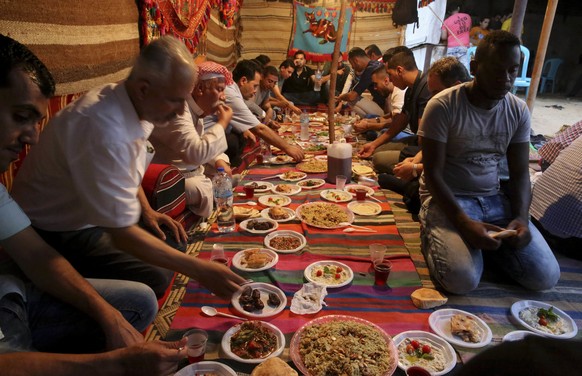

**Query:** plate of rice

left=290, top=315, right=398, bottom=376
left=296, top=202, right=354, bottom=229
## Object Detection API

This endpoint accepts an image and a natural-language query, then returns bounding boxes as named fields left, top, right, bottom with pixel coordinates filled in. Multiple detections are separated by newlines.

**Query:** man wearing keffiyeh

left=149, top=61, right=235, bottom=218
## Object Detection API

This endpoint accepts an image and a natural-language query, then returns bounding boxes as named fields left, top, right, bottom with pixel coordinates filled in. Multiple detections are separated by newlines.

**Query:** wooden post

left=526, top=0, right=559, bottom=113
left=327, top=0, right=347, bottom=143
left=509, top=0, right=528, bottom=37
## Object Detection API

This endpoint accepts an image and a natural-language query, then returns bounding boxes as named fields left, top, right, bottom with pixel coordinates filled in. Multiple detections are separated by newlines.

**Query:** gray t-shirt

left=418, top=83, right=531, bottom=198
left=204, top=83, right=259, bottom=133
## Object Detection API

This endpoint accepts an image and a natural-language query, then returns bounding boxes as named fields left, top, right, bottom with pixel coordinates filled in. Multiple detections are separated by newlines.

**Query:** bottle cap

left=217, top=167, right=225, bottom=172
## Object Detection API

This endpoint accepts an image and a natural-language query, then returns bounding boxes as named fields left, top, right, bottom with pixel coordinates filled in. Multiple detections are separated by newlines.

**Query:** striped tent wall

left=239, top=0, right=401, bottom=67
left=205, top=9, right=239, bottom=69
left=0, top=0, right=140, bottom=96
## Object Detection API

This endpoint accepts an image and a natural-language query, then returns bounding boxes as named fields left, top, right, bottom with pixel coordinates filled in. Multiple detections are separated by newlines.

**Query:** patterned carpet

left=145, top=185, right=424, bottom=341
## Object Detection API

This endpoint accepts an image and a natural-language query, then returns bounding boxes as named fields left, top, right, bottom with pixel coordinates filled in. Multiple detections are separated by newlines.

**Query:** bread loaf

left=410, top=288, right=448, bottom=309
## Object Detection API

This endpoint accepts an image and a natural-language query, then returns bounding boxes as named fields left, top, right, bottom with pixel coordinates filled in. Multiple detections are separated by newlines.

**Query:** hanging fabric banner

left=289, top=1, right=353, bottom=62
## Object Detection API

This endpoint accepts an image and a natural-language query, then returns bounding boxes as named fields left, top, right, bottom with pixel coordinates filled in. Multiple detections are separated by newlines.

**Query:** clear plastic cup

left=369, top=243, right=386, bottom=265
left=182, top=328, right=208, bottom=364
left=210, top=244, right=228, bottom=266
left=335, top=175, right=347, bottom=190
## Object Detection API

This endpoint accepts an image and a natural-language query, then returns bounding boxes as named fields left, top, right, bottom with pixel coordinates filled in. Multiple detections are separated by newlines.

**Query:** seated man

left=336, top=47, right=385, bottom=117
left=149, top=61, right=234, bottom=218
left=365, top=44, right=383, bottom=61
left=268, top=59, right=301, bottom=115
left=246, top=64, right=280, bottom=125
left=352, top=66, right=405, bottom=139
left=378, top=56, right=472, bottom=214
left=531, top=135, right=582, bottom=259
left=0, top=34, right=185, bottom=374
left=281, top=50, right=320, bottom=105
left=320, top=52, right=351, bottom=105
left=207, top=59, right=304, bottom=165
left=419, top=30, right=560, bottom=294
left=358, top=46, right=431, bottom=171
left=12, top=37, right=246, bottom=299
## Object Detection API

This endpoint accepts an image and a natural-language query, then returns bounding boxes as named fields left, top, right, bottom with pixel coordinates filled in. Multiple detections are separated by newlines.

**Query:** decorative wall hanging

left=138, top=0, right=242, bottom=52
left=288, top=1, right=353, bottom=62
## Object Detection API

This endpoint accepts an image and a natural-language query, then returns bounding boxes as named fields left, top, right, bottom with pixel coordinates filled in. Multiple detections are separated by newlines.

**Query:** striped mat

left=157, top=162, right=427, bottom=373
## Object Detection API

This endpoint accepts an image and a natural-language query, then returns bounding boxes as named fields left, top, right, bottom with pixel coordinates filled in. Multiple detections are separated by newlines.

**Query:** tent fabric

left=0, top=0, right=140, bottom=95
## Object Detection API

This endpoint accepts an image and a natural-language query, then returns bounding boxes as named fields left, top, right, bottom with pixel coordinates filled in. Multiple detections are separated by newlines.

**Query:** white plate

left=231, top=282, right=287, bottom=318
left=320, top=189, right=353, bottom=203
left=510, top=300, right=578, bottom=339
left=244, top=181, right=274, bottom=193
left=428, top=308, right=493, bottom=348
left=258, top=194, right=292, bottom=207
left=304, top=261, right=353, bottom=288
left=502, top=330, right=544, bottom=342
left=260, top=207, right=296, bottom=222
left=269, top=155, right=295, bottom=164
left=348, top=201, right=382, bottom=216
left=279, top=171, right=307, bottom=182
left=297, top=178, right=326, bottom=190
left=174, top=361, right=236, bottom=376
left=314, top=155, right=328, bottom=161
left=239, top=218, right=279, bottom=234
left=264, top=230, right=307, bottom=253
left=344, top=184, right=375, bottom=197
left=270, top=184, right=301, bottom=196
left=295, top=202, right=355, bottom=229
left=232, top=248, right=279, bottom=272
left=392, top=330, right=457, bottom=376
left=221, top=321, right=285, bottom=364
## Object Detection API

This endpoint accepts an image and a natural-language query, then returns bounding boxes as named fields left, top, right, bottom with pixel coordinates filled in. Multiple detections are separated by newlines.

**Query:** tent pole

left=509, top=0, right=528, bottom=37
left=526, top=0, right=559, bottom=113
left=327, top=0, right=347, bottom=143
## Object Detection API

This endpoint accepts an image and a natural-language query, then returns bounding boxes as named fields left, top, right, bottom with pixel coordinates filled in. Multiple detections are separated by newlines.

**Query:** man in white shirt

left=149, top=62, right=234, bottom=218
left=0, top=34, right=187, bottom=374
left=12, top=37, right=246, bottom=300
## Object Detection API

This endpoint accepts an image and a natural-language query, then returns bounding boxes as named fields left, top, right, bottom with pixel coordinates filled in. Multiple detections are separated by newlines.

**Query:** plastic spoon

left=343, top=227, right=377, bottom=233
left=340, top=222, right=375, bottom=231
left=233, top=201, right=257, bottom=206
left=201, top=306, right=247, bottom=321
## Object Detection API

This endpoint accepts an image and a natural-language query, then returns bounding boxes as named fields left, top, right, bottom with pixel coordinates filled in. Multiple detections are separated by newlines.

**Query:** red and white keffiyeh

left=198, top=61, right=233, bottom=86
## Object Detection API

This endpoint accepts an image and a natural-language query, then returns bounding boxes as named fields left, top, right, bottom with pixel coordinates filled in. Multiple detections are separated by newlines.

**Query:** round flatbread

left=251, top=357, right=298, bottom=376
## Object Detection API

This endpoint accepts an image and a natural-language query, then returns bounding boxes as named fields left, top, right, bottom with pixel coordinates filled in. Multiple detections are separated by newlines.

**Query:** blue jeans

left=446, top=46, right=470, bottom=73
left=419, top=194, right=560, bottom=294
left=0, top=278, right=157, bottom=353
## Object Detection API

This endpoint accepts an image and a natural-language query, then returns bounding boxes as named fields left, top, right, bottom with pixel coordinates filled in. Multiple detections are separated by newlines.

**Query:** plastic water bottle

left=300, top=110, right=310, bottom=141
left=212, top=167, right=235, bottom=233
left=314, top=68, right=322, bottom=92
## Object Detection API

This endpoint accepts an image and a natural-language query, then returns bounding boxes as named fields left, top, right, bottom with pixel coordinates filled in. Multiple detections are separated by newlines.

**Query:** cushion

left=142, top=164, right=186, bottom=219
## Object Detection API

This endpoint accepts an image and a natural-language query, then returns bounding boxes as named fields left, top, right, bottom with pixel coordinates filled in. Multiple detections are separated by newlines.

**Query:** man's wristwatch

left=412, top=164, right=418, bottom=178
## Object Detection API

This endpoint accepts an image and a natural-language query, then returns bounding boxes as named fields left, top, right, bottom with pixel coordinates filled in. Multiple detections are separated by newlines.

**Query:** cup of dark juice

left=182, top=328, right=208, bottom=364
left=373, top=260, right=392, bottom=286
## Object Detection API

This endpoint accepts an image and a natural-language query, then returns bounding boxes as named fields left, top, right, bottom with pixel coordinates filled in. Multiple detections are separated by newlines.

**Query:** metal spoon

left=201, top=306, right=247, bottom=321
left=233, top=201, right=257, bottom=206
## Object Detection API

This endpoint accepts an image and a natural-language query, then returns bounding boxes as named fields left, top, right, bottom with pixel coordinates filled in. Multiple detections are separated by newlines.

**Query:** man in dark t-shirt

left=281, top=50, right=320, bottom=105
left=358, top=46, right=431, bottom=170
left=337, top=47, right=386, bottom=117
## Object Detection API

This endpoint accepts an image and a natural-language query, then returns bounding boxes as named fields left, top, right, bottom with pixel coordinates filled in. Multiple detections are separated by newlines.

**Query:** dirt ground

left=526, top=93, right=582, bottom=136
